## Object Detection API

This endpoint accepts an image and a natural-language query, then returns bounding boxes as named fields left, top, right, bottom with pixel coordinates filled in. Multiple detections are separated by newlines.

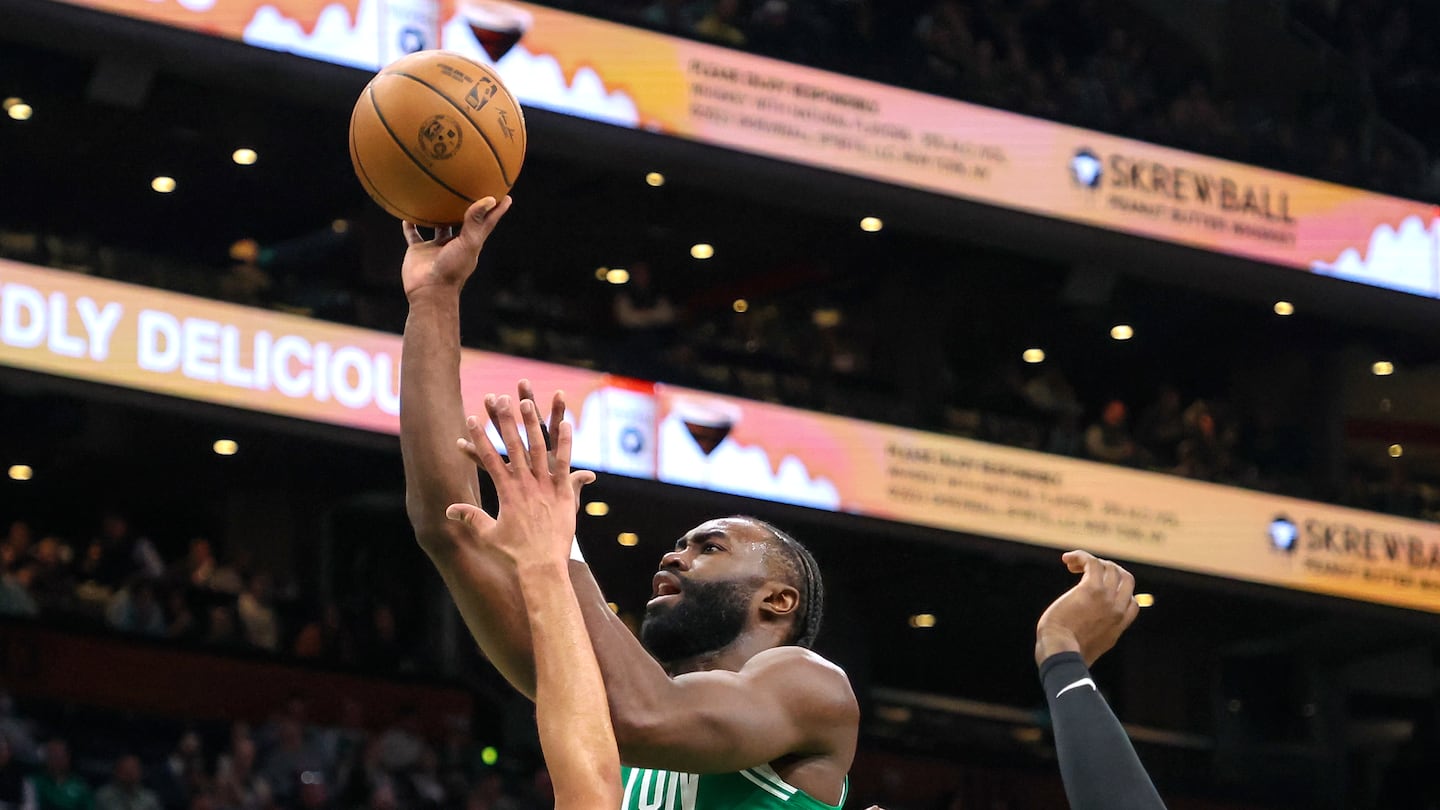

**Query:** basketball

left=349, top=49, right=526, bottom=228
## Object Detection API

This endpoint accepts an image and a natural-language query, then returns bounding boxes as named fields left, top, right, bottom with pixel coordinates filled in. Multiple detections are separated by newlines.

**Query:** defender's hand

left=1035, top=550, right=1141, bottom=667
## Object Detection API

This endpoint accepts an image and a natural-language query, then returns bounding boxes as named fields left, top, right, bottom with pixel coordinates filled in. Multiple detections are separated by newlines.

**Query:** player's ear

left=758, top=582, right=800, bottom=620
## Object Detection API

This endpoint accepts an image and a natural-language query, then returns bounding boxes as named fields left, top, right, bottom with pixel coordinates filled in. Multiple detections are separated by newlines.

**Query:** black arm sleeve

left=1039, top=652, right=1167, bottom=810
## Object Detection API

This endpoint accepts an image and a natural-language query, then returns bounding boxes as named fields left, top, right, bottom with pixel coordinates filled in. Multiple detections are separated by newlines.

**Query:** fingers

left=553, top=419, right=575, bottom=476
left=445, top=502, right=491, bottom=528
left=457, top=196, right=511, bottom=253
left=549, top=390, right=567, bottom=446
left=1075, top=552, right=1104, bottom=587
left=569, top=468, right=596, bottom=501
left=1062, top=549, right=1093, bottom=574
left=516, top=379, right=551, bottom=452
left=463, top=414, right=507, bottom=480
left=402, top=220, right=423, bottom=245
left=519, top=398, right=549, bottom=476
left=486, top=395, right=531, bottom=475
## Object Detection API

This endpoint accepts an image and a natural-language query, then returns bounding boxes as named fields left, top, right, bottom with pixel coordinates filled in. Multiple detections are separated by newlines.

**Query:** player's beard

left=640, top=577, right=757, bottom=665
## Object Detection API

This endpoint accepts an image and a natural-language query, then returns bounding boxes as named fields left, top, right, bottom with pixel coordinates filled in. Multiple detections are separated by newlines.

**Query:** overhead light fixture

left=645, top=172, right=665, bottom=187
left=1273, top=301, right=1294, bottom=316
left=1135, top=593, right=1155, bottom=608
left=595, top=266, right=610, bottom=281
left=607, top=602, right=620, bottom=613
left=213, top=439, right=239, bottom=456
left=690, top=243, right=714, bottom=260
left=7, top=103, right=32, bottom=121
left=331, top=219, right=349, bottom=234
left=1110, top=324, right=1134, bottom=341
left=1388, top=444, right=1403, bottom=458
left=7, top=464, right=33, bottom=481
left=1372, top=361, right=1395, bottom=376
left=732, top=299, right=749, bottom=313
left=1, top=97, right=21, bottom=111
left=232, top=148, right=258, bottom=166
left=860, top=216, right=883, bottom=233
left=584, top=501, right=610, bottom=516
left=617, top=532, right=639, bottom=547
left=151, top=176, right=176, bottom=193
left=1022, top=348, right=1045, bottom=364
left=908, top=613, right=937, bottom=629
left=605, top=268, right=630, bottom=285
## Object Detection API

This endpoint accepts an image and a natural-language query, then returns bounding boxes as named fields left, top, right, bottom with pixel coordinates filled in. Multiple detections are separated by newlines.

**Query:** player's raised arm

left=447, top=399, right=618, bottom=810
left=398, top=196, right=546, bottom=697
left=1035, top=550, right=1166, bottom=810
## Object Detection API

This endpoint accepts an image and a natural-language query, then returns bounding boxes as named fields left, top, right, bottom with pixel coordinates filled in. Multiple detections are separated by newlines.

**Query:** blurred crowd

left=0, top=692, right=548, bottom=810
left=0, top=512, right=424, bottom=672
left=547, top=0, right=1438, bottom=201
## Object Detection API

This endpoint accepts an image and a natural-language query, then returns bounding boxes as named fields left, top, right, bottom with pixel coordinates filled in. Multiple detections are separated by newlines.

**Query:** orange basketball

left=349, top=50, right=526, bottom=228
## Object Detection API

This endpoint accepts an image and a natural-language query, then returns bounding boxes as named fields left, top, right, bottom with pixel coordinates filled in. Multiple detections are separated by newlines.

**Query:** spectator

left=0, top=736, right=30, bottom=810
left=292, top=602, right=354, bottom=663
left=1172, top=400, right=1232, bottom=481
left=161, top=732, right=209, bottom=805
left=360, top=605, right=408, bottom=672
left=693, top=0, right=747, bottom=47
left=166, top=591, right=199, bottom=642
left=1023, top=366, right=1082, bottom=418
left=1135, top=385, right=1186, bottom=467
left=105, top=579, right=166, bottom=637
left=28, top=537, right=75, bottom=611
left=1, top=521, right=34, bottom=572
left=376, top=709, right=425, bottom=773
left=215, top=736, right=270, bottom=810
left=259, top=720, right=326, bottom=804
left=29, top=739, right=93, bottom=810
left=78, top=511, right=163, bottom=590
left=0, top=564, right=39, bottom=617
left=1084, top=399, right=1140, bottom=465
left=236, top=574, right=279, bottom=652
left=95, top=755, right=162, bottom=810
left=204, top=606, right=244, bottom=650
left=611, top=261, right=679, bottom=379
left=0, top=693, right=38, bottom=765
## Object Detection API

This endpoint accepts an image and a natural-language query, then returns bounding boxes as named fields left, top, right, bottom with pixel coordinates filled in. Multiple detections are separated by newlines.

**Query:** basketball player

left=400, top=197, right=857, bottom=808
left=1034, top=550, right=1166, bottom=810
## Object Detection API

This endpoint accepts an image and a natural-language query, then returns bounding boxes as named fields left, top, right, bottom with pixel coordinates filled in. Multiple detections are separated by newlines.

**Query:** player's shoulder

left=743, top=647, right=858, bottom=715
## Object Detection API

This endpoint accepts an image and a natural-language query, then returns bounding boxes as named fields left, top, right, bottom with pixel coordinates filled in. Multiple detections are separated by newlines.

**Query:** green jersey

left=619, top=765, right=847, bottom=810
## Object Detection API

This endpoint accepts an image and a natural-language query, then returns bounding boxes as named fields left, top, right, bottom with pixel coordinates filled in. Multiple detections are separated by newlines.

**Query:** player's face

left=640, top=518, right=773, bottom=664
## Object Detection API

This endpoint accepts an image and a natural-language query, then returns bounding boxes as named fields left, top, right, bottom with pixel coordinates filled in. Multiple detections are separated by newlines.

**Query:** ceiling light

left=1273, top=301, right=1294, bottom=316
left=607, top=602, right=620, bottom=613
left=584, top=501, right=610, bottom=516
left=617, top=532, right=639, bottom=547
left=645, top=172, right=665, bottom=187
left=1022, top=348, right=1045, bottom=364
left=1135, top=593, right=1155, bottom=608
left=812, top=308, right=842, bottom=328
left=606, top=268, right=630, bottom=285
left=331, top=219, right=349, bottom=234
left=732, top=299, right=749, bottom=313
left=595, top=266, right=609, bottom=281
left=860, top=216, right=883, bottom=233
left=908, top=613, right=937, bottom=629
left=1, top=97, right=21, bottom=111
left=1388, top=444, right=1403, bottom=458
left=7, top=103, right=32, bottom=121
left=690, top=243, right=714, bottom=260
left=151, top=176, right=176, bottom=193
left=1372, top=361, right=1395, bottom=376
left=7, top=465, right=33, bottom=481
left=232, top=148, right=258, bottom=166
left=1110, top=324, right=1134, bottom=341
left=213, top=439, right=239, bottom=456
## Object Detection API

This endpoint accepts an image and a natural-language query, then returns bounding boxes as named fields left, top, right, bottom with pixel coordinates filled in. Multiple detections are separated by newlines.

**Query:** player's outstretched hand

left=1034, top=550, right=1142, bottom=667
left=401, top=195, right=512, bottom=300
left=447, top=384, right=594, bottom=568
